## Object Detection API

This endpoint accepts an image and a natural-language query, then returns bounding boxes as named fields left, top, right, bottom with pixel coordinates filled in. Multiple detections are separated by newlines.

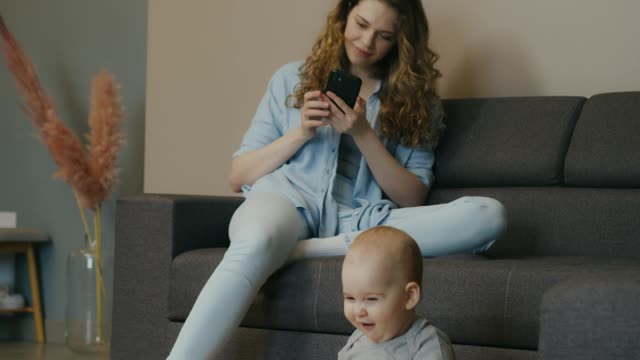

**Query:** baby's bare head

left=344, top=226, right=423, bottom=287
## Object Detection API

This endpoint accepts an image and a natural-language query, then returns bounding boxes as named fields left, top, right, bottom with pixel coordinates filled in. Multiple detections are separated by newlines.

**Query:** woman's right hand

left=300, top=90, right=331, bottom=140
left=229, top=90, right=331, bottom=192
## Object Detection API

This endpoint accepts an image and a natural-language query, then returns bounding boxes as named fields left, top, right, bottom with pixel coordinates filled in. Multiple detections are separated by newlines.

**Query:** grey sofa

left=111, top=92, right=640, bottom=360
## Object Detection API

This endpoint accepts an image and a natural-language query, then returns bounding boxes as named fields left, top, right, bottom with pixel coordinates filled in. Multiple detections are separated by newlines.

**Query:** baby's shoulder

left=409, top=318, right=455, bottom=360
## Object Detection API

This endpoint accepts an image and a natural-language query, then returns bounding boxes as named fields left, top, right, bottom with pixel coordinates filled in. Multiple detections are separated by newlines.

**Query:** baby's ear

left=404, top=282, right=421, bottom=310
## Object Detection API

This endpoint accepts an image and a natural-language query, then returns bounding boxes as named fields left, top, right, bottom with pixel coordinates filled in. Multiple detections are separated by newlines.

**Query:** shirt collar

left=372, top=79, right=383, bottom=96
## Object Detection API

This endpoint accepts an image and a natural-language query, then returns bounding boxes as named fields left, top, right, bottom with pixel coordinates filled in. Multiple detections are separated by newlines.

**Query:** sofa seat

left=169, top=249, right=640, bottom=350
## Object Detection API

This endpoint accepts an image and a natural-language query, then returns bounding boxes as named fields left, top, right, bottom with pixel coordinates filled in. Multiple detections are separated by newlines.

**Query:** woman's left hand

left=323, top=92, right=371, bottom=137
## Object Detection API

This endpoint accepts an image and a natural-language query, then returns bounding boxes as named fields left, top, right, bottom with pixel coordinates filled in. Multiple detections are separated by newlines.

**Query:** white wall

left=145, top=0, right=640, bottom=196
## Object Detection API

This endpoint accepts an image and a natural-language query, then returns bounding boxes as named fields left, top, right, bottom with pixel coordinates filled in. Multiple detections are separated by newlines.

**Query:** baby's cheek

left=343, top=303, right=352, bottom=319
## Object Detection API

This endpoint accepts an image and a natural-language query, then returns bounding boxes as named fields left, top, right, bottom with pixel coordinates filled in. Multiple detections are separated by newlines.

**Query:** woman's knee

left=229, top=218, right=296, bottom=259
left=224, top=222, right=296, bottom=281
left=228, top=199, right=306, bottom=263
left=458, top=196, right=507, bottom=238
left=229, top=192, right=306, bottom=245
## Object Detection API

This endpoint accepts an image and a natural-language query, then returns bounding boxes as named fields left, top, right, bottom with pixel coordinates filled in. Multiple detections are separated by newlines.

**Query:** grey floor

left=0, top=342, right=109, bottom=360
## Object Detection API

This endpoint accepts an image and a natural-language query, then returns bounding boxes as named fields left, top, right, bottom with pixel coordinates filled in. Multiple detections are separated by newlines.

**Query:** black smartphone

left=323, top=69, right=362, bottom=111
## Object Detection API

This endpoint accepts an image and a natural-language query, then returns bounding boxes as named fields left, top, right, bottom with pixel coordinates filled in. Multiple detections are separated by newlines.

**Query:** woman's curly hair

left=288, top=0, right=443, bottom=148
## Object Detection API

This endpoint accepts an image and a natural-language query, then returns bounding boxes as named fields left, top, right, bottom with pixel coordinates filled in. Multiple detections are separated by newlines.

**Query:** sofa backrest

left=431, top=92, right=640, bottom=259
left=565, top=92, right=640, bottom=187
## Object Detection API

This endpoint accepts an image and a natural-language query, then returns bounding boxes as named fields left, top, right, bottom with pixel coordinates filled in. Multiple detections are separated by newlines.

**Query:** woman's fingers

left=299, top=90, right=331, bottom=139
left=321, top=92, right=371, bottom=136
left=325, top=99, right=343, bottom=119
left=304, top=100, right=329, bottom=111
left=325, top=91, right=350, bottom=115
left=304, top=109, right=331, bottom=119
left=303, top=95, right=330, bottom=121
left=323, top=94, right=349, bottom=124
left=303, top=90, right=323, bottom=102
left=305, top=119, right=329, bottom=128
left=354, top=96, right=366, bottom=114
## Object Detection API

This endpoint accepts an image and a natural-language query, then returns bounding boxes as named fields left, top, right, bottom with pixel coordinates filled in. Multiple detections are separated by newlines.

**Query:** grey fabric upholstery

left=169, top=251, right=640, bottom=350
left=167, top=324, right=349, bottom=360
left=111, top=195, right=175, bottom=360
left=538, top=274, right=640, bottom=360
left=112, top=93, right=640, bottom=360
left=453, top=345, right=536, bottom=360
left=435, top=97, right=585, bottom=187
left=427, top=187, right=640, bottom=259
left=565, top=92, right=640, bottom=187
left=111, top=195, right=241, bottom=360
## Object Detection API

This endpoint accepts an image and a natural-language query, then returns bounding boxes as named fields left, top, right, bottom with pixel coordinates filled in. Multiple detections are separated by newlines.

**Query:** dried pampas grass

left=1, top=14, right=124, bottom=344
left=87, top=71, right=125, bottom=197
left=0, top=14, right=124, bottom=211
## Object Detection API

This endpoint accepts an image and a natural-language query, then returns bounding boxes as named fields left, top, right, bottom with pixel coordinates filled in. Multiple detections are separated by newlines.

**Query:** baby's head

left=341, top=226, right=423, bottom=343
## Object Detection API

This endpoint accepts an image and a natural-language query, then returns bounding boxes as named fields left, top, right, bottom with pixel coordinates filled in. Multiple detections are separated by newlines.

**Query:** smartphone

left=323, top=69, right=362, bottom=111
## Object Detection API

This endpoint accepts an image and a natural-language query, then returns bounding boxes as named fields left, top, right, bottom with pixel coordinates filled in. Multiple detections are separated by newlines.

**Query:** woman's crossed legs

left=292, top=196, right=507, bottom=259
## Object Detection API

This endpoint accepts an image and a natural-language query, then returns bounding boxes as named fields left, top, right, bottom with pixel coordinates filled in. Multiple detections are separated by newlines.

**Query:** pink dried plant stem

left=1, top=14, right=124, bottom=345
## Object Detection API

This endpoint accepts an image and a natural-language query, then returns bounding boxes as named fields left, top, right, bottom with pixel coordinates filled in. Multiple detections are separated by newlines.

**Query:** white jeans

left=167, top=192, right=506, bottom=359
left=344, top=196, right=505, bottom=256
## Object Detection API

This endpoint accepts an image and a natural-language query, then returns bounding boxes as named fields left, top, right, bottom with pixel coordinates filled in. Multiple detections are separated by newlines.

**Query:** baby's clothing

left=338, top=317, right=455, bottom=360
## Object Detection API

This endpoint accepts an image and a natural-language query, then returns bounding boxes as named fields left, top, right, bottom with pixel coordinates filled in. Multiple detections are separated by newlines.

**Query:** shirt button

left=354, top=211, right=359, bottom=216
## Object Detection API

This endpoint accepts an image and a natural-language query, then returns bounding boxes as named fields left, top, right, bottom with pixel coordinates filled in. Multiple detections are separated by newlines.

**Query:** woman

left=168, top=0, right=506, bottom=358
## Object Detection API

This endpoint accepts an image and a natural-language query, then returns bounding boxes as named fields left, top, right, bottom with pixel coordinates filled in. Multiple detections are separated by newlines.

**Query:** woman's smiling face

left=343, top=0, right=398, bottom=76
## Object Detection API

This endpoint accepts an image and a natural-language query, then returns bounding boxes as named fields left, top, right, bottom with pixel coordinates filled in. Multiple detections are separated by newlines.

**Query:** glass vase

left=65, top=246, right=111, bottom=352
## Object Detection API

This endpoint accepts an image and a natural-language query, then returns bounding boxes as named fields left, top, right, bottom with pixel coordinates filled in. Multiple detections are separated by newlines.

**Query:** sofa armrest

left=122, top=193, right=242, bottom=256
left=538, top=273, right=640, bottom=360
left=111, top=194, right=243, bottom=359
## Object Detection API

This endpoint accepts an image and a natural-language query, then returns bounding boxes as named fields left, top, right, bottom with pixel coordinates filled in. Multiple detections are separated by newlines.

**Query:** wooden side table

left=0, top=228, right=49, bottom=343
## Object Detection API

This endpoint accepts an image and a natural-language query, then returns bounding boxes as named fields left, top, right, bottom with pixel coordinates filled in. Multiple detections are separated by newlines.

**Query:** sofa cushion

left=169, top=251, right=640, bottom=350
left=564, top=92, right=640, bottom=187
left=435, top=97, right=585, bottom=187
left=427, top=187, right=640, bottom=259
left=537, top=274, right=640, bottom=360
left=423, top=257, right=640, bottom=349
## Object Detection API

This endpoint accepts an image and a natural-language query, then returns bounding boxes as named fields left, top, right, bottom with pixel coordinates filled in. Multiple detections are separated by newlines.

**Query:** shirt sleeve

left=232, top=66, right=289, bottom=158
left=403, top=144, right=436, bottom=189
left=413, top=326, right=456, bottom=360
left=404, top=96, right=444, bottom=188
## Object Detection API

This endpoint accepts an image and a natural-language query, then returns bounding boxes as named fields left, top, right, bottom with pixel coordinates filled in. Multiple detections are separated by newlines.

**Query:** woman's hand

left=300, top=90, right=331, bottom=140
left=323, top=91, right=428, bottom=207
left=229, top=90, right=330, bottom=192
left=323, top=92, right=372, bottom=137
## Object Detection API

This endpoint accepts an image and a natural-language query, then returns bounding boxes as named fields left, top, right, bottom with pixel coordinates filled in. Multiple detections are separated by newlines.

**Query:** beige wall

left=145, top=0, right=640, bottom=196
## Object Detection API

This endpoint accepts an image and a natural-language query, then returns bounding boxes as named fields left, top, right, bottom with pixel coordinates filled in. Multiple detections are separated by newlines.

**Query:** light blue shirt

left=334, top=134, right=362, bottom=211
left=233, top=61, right=442, bottom=237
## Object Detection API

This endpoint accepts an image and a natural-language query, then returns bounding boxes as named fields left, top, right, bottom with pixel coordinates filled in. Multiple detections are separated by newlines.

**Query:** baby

left=338, top=226, right=455, bottom=359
